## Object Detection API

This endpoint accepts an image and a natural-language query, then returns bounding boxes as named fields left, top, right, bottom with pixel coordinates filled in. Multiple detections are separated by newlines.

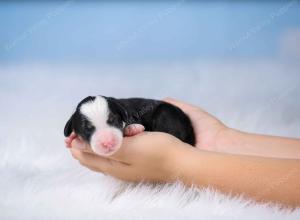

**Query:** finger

left=65, top=132, right=78, bottom=148
left=71, top=138, right=95, bottom=154
left=163, top=97, right=198, bottom=112
left=65, top=138, right=72, bottom=148
left=69, top=132, right=77, bottom=139
left=71, top=137, right=89, bottom=150
left=164, top=97, right=210, bottom=120
left=79, top=146, right=94, bottom=154
left=124, top=124, right=145, bottom=136
left=70, top=148, right=129, bottom=175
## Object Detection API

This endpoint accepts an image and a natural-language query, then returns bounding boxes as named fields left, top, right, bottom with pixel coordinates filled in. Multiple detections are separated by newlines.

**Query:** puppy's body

left=64, top=96, right=195, bottom=156
left=112, top=97, right=195, bottom=145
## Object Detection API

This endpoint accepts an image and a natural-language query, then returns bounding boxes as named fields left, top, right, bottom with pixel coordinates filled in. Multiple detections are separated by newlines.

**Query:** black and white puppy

left=64, top=96, right=195, bottom=156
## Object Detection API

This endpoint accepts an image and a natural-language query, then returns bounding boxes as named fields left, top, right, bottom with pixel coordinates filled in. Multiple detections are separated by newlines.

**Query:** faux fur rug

left=0, top=61, right=299, bottom=219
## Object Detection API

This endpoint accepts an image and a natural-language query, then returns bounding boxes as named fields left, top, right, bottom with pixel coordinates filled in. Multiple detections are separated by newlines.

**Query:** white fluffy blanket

left=0, top=61, right=299, bottom=219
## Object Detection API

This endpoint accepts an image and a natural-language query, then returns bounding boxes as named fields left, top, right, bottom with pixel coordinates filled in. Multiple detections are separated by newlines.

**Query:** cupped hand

left=66, top=97, right=229, bottom=182
left=164, top=98, right=228, bottom=151
left=69, top=132, right=192, bottom=182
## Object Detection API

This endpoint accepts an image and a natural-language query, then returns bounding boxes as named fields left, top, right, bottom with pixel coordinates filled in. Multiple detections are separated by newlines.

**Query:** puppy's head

left=64, top=96, right=127, bottom=156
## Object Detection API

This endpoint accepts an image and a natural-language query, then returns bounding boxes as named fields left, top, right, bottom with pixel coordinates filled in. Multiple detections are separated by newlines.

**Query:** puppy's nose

left=96, top=130, right=117, bottom=151
left=100, top=136, right=116, bottom=150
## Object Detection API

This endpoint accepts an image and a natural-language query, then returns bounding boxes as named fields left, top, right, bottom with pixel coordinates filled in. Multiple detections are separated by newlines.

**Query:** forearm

left=176, top=145, right=300, bottom=207
left=217, top=128, right=300, bottom=159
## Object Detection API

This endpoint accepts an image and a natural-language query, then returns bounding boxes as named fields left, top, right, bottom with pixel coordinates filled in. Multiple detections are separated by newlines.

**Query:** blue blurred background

left=0, top=1, right=299, bottom=140
left=1, top=2, right=300, bottom=218
left=0, top=0, right=300, bottom=220
left=1, top=0, right=300, bottom=63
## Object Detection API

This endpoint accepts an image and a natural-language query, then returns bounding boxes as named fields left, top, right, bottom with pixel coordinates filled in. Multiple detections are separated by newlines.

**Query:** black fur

left=64, top=96, right=96, bottom=142
left=64, top=96, right=196, bottom=146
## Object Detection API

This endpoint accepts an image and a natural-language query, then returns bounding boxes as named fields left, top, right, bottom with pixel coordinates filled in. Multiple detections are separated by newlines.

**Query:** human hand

left=164, top=98, right=228, bottom=151
left=69, top=132, right=192, bottom=182
left=65, top=132, right=77, bottom=148
left=66, top=97, right=229, bottom=182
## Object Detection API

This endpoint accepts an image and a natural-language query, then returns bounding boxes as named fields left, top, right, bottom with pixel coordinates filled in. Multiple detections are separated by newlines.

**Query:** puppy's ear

left=107, top=97, right=129, bottom=121
left=64, top=114, right=75, bottom=137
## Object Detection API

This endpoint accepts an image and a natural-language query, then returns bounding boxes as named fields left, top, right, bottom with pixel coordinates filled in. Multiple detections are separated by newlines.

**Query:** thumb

left=163, top=97, right=198, bottom=113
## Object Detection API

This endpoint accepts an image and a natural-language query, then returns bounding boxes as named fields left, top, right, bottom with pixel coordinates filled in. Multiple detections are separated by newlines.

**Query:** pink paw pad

left=124, top=124, right=145, bottom=136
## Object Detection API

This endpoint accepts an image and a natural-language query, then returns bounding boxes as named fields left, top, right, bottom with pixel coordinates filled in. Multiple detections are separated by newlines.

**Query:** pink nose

left=96, top=130, right=117, bottom=151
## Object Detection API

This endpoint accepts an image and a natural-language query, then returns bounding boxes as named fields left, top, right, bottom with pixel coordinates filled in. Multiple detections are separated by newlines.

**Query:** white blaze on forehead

left=80, top=96, right=109, bottom=129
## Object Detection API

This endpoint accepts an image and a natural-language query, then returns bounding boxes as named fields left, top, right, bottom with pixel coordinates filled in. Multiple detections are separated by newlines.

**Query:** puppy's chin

left=90, top=128, right=123, bottom=156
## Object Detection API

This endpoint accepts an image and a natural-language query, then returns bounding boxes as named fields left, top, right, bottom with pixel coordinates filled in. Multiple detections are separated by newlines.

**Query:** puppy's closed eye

left=86, top=123, right=93, bottom=128
left=107, top=114, right=118, bottom=123
left=81, top=119, right=94, bottom=132
left=86, top=124, right=93, bottom=130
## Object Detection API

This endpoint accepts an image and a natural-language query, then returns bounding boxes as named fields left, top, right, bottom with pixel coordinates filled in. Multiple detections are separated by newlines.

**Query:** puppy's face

left=64, top=96, right=126, bottom=156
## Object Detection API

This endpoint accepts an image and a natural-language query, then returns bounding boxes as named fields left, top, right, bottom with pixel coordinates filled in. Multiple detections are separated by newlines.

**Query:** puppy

left=64, top=96, right=195, bottom=156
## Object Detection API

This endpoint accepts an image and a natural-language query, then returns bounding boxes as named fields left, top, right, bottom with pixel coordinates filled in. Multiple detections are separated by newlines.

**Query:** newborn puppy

left=64, top=96, right=195, bottom=156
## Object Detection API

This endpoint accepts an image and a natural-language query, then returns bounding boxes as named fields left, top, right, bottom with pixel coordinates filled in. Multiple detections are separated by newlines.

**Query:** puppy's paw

left=124, top=124, right=145, bottom=136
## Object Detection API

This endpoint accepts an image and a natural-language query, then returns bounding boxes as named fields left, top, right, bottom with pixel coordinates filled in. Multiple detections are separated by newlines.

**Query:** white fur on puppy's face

left=80, top=96, right=109, bottom=130
left=79, top=96, right=123, bottom=156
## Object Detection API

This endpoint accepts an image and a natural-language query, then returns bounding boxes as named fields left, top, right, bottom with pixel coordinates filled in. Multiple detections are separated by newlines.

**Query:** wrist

left=215, top=127, right=244, bottom=153
left=164, top=142, right=190, bottom=182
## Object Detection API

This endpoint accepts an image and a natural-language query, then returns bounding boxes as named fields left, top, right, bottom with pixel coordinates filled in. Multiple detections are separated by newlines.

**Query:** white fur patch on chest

left=80, top=96, right=109, bottom=130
